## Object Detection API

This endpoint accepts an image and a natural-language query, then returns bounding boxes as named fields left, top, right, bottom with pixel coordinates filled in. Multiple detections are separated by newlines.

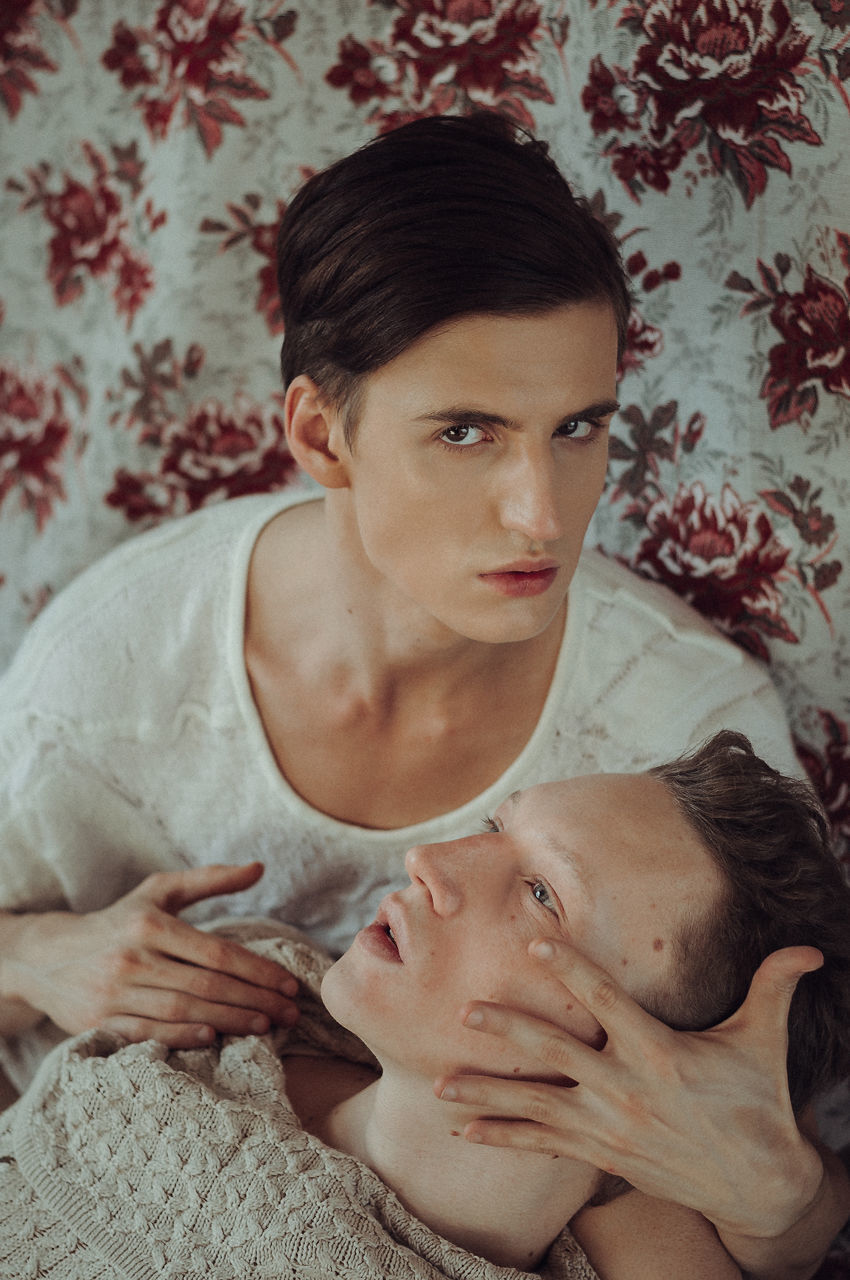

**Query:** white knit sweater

left=0, top=927, right=599, bottom=1280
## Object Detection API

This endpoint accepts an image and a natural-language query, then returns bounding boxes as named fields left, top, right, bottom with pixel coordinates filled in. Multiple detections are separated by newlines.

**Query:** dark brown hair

left=648, top=730, right=850, bottom=1112
left=276, top=111, right=631, bottom=444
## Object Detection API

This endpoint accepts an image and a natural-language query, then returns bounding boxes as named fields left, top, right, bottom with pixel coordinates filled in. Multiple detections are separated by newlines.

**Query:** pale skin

left=0, top=301, right=617, bottom=1039
left=311, top=771, right=743, bottom=1276
left=0, top=303, right=846, bottom=1273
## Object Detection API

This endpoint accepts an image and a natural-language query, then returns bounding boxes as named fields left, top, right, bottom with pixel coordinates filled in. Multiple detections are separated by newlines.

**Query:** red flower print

left=583, top=0, right=821, bottom=206
left=327, top=34, right=394, bottom=108
left=9, top=142, right=155, bottom=325
left=812, top=0, right=850, bottom=29
left=102, top=1, right=297, bottom=156
left=727, top=250, right=850, bottom=429
left=0, top=0, right=72, bottom=119
left=326, top=0, right=556, bottom=132
left=106, top=347, right=296, bottom=522
left=762, top=266, right=850, bottom=427
left=0, top=360, right=73, bottom=530
left=796, top=710, right=850, bottom=859
left=619, top=309, right=663, bottom=376
left=633, top=481, right=797, bottom=660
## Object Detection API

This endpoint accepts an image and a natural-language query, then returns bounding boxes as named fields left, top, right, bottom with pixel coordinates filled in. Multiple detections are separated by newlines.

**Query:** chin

left=319, top=961, right=353, bottom=1032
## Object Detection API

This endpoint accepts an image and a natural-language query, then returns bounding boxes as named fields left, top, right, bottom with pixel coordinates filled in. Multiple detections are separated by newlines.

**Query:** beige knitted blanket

left=0, top=925, right=598, bottom=1280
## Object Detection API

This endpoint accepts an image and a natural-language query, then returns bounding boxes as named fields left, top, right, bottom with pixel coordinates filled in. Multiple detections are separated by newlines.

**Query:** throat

left=247, top=623, right=566, bottom=829
left=311, top=1072, right=600, bottom=1271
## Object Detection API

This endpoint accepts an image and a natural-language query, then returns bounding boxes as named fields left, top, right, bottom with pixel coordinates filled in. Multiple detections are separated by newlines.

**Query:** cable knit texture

left=0, top=925, right=599, bottom=1280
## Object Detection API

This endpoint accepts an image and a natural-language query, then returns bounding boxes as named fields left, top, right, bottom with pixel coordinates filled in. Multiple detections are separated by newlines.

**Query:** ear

left=284, top=375, right=351, bottom=490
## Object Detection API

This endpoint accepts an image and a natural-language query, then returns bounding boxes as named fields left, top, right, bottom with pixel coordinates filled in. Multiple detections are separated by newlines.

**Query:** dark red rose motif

left=763, top=266, right=850, bottom=427
left=796, top=710, right=850, bottom=860
left=727, top=251, right=850, bottom=429
left=812, top=0, right=850, bottom=28
left=0, top=360, right=72, bottom=530
left=102, top=1, right=297, bottom=156
left=633, top=481, right=797, bottom=661
left=107, top=368, right=296, bottom=523
left=0, top=0, right=72, bottom=119
left=583, top=0, right=821, bottom=206
left=326, top=0, right=556, bottom=132
left=9, top=142, right=155, bottom=325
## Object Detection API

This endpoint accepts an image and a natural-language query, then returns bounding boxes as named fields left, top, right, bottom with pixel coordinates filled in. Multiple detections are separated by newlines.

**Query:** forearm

left=715, top=1144, right=850, bottom=1280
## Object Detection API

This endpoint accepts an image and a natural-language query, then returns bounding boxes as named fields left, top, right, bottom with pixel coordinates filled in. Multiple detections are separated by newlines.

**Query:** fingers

left=118, top=908, right=299, bottom=998
left=463, top=1119, right=576, bottom=1158
left=113, top=952, right=299, bottom=1024
left=458, top=1001, right=588, bottom=1080
left=135, top=862, right=266, bottom=915
left=99, top=979, right=298, bottom=1037
left=99, top=1014, right=220, bottom=1048
left=727, top=945, right=824, bottom=1039
left=435, top=1072, right=587, bottom=1158
left=524, top=937, right=660, bottom=1039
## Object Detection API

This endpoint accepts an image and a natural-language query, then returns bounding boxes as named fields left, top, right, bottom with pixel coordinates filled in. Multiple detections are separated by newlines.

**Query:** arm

left=435, top=939, right=848, bottom=1280
left=711, top=1127, right=850, bottom=1280
left=571, top=1190, right=742, bottom=1280
left=0, top=863, right=299, bottom=1047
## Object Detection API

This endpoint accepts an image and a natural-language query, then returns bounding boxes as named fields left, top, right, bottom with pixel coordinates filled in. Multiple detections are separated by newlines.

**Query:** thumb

left=729, top=945, right=824, bottom=1039
left=139, top=861, right=266, bottom=914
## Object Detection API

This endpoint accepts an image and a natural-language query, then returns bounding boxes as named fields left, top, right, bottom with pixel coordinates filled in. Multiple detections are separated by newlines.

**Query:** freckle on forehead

left=653, top=938, right=664, bottom=952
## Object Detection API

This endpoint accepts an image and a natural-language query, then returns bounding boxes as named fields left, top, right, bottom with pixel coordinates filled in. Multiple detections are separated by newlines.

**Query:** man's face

left=329, top=302, right=619, bottom=646
left=323, top=774, right=725, bottom=1081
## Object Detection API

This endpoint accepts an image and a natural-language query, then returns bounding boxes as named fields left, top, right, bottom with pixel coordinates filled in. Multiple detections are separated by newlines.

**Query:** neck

left=320, top=1072, right=599, bottom=1270
left=315, top=490, right=566, bottom=697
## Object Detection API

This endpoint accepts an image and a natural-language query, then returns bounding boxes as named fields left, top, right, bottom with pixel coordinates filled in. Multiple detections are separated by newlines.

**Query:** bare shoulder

left=571, top=1190, right=742, bottom=1280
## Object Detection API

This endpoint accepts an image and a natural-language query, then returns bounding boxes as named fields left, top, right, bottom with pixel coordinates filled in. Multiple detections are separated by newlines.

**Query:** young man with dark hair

left=0, top=115, right=844, bottom=1276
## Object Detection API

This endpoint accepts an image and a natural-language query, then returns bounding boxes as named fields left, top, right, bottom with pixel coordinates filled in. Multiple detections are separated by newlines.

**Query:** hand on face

left=435, top=936, right=825, bottom=1241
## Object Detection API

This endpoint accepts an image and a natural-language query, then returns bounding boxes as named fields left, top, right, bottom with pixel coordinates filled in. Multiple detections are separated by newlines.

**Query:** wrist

left=712, top=1141, right=825, bottom=1244
left=0, top=910, right=71, bottom=1008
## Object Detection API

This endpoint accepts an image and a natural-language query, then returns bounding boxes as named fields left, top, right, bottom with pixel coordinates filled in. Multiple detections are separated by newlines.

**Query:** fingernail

left=440, top=1084, right=457, bottom=1100
left=281, top=978, right=298, bottom=997
left=196, top=1026, right=214, bottom=1044
left=467, top=1129, right=484, bottom=1144
left=464, top=1008, right=484, bottom=1027
left=251, top=1015, right=270, bottom=1033
left=531, top=940, right=554, bottom=960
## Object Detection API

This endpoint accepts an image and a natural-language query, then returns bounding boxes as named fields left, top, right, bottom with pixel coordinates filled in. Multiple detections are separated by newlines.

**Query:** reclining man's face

left=322, top=774, right=726, bottom=1083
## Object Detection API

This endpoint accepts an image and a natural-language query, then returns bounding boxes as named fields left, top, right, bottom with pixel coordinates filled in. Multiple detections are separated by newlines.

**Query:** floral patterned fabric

left=1, top=2, right=849, bottom=1266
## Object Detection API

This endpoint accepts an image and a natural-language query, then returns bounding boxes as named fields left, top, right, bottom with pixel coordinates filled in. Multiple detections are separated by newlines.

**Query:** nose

left=498, top=443, right=564, bottom=545
left=405, top=842, right=464, bottom=916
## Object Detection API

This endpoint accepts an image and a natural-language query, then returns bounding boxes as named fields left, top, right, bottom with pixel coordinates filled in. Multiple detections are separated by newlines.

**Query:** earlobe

left=284, top=375, right=351, bottom=490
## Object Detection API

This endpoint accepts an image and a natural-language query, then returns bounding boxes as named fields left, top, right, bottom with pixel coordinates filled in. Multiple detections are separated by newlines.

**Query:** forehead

left=505, top=773, right=720, bottom=903
left=360, top=303, right=619, bottom=403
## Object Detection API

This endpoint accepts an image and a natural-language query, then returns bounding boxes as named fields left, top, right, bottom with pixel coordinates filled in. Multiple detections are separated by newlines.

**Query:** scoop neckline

left=226, top=488, right=586, bottom=844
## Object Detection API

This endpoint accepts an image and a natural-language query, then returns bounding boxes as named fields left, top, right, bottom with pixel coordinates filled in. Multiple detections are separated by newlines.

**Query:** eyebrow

left=503, top=791, right=593, bottom=902
left=415, top=401, right=621, bottom=431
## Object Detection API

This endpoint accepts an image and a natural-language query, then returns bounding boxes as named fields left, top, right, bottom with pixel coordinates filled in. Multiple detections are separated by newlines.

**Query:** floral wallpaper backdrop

left=1, top=1, right=850, bottom=1250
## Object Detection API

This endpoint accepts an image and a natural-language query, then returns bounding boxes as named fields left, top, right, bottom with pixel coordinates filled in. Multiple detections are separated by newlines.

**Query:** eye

left=529, top=878, right=559, bottom=916
left=439, top=423, right=489, bottom=448
left=556, top=417, right=601, bottom=442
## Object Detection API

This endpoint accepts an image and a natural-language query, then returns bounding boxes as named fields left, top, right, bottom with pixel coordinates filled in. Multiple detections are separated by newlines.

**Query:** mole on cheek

left=653, top=937, right=665, bottom=952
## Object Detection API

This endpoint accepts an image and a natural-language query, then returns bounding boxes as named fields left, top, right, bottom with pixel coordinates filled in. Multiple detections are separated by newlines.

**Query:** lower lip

left=480, top=568, right=559, bottom=597
left=357, top=922, right=403, bottom=964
